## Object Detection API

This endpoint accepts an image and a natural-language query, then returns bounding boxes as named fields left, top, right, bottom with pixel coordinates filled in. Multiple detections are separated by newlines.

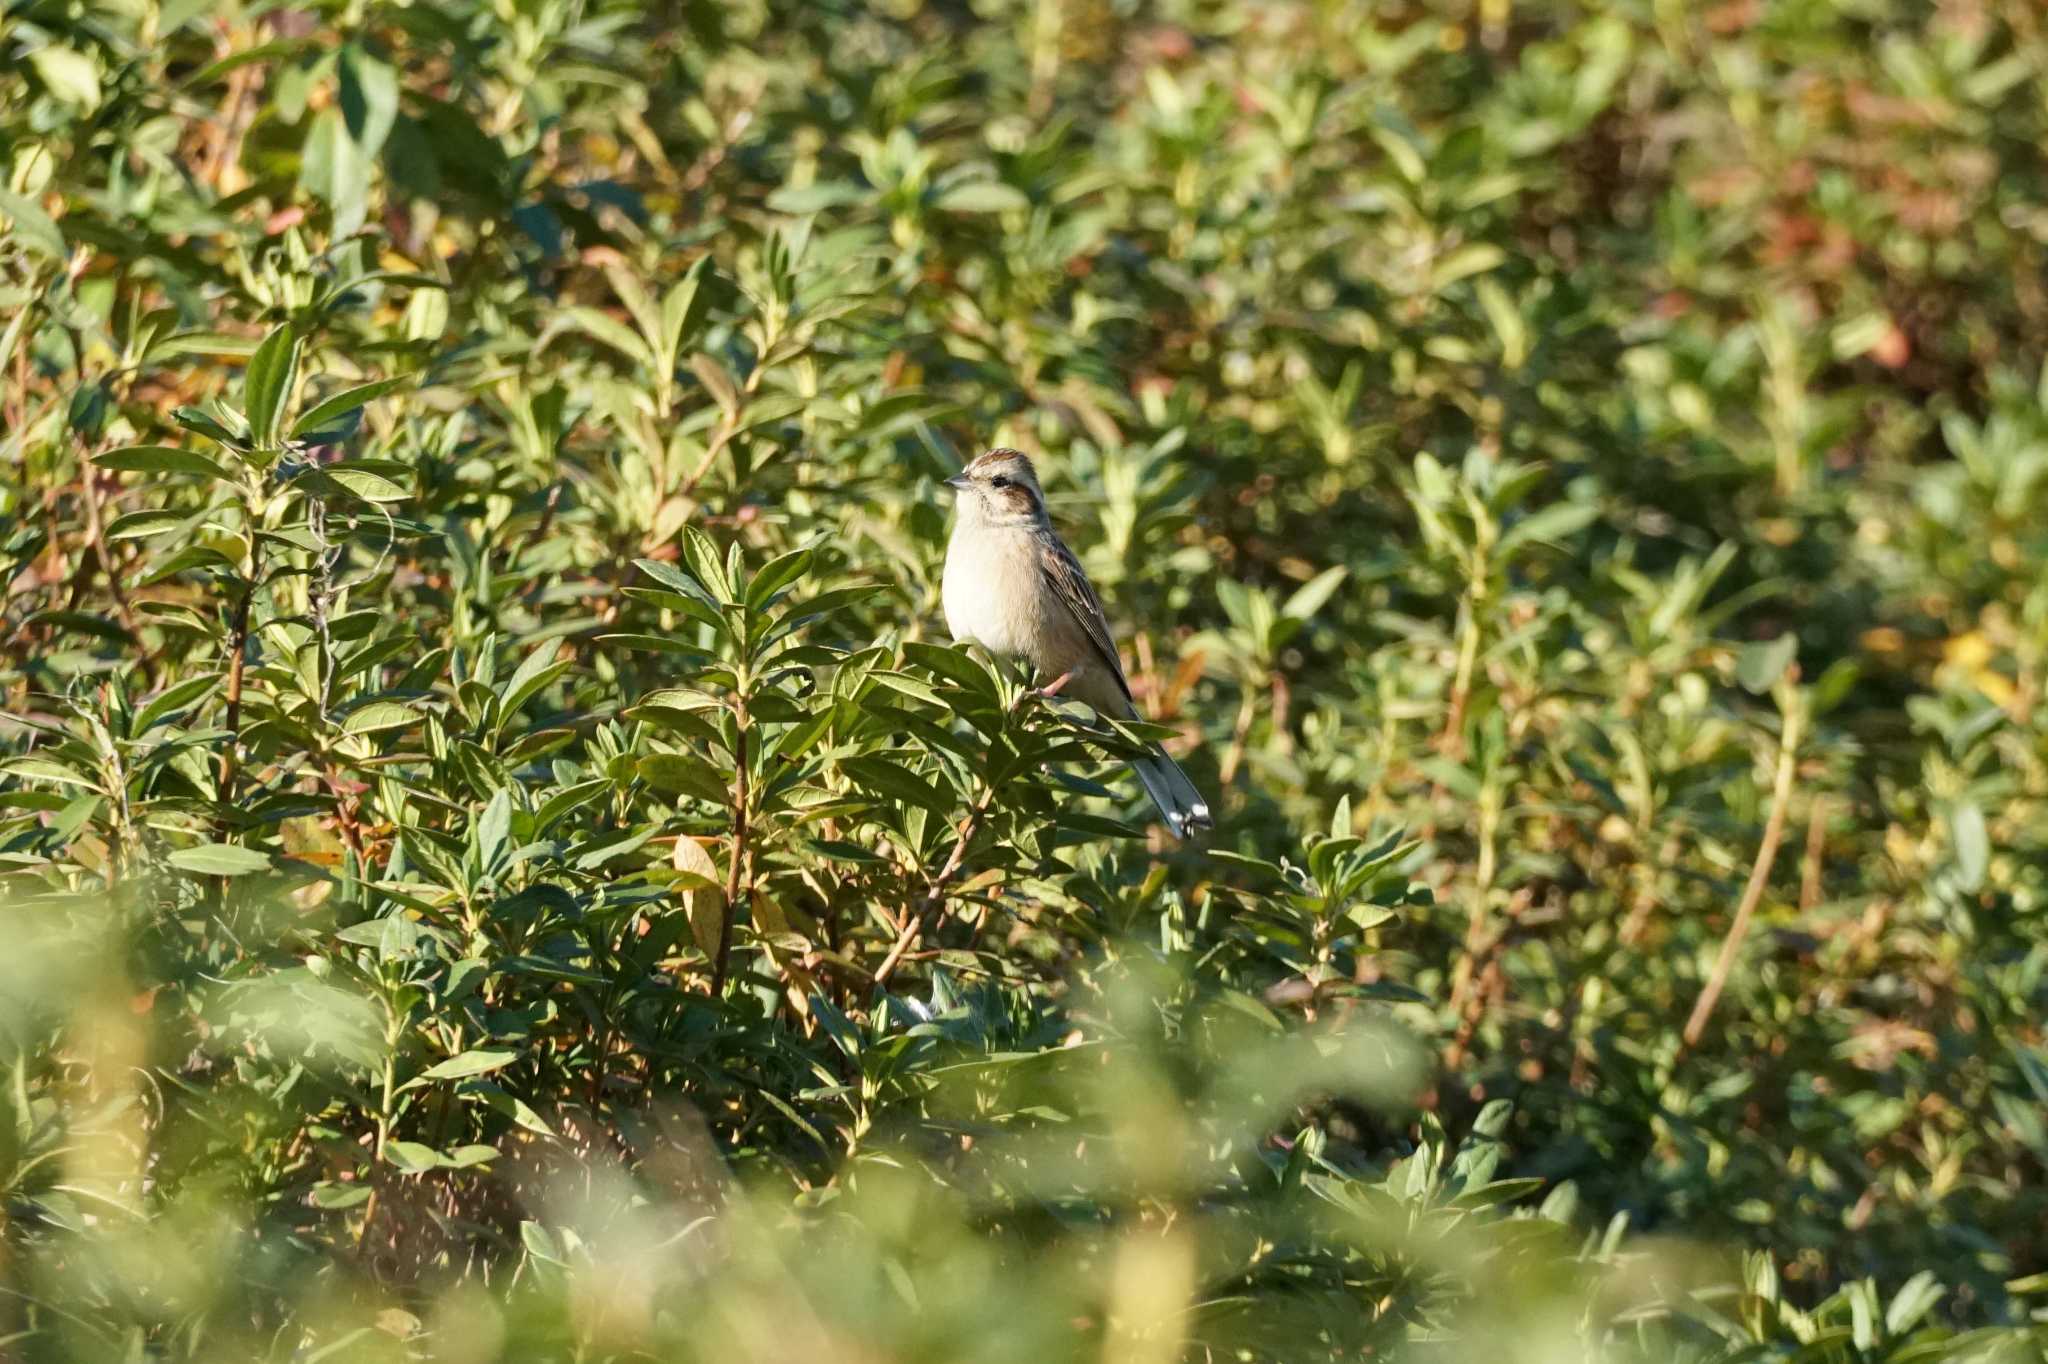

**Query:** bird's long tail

left=1129, top=747, right=1212, bottom=840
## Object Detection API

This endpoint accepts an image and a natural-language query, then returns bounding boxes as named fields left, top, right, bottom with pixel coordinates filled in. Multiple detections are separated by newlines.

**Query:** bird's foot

left=1026, top=670, right=1075, bottom=703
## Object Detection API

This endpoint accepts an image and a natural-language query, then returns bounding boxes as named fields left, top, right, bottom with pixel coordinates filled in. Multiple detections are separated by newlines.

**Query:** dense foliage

left=3, top=0, right=2046, bottom=1358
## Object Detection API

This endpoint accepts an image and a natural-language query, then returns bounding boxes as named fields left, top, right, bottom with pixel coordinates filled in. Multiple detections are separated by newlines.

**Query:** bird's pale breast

left=946, top=528, right=1097, bottom=671
left=944, top=525, right=1126, bottom=713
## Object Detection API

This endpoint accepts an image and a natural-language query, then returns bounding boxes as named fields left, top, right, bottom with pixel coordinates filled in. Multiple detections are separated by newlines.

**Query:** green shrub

left=2, top=1, right=2046, bottom=1359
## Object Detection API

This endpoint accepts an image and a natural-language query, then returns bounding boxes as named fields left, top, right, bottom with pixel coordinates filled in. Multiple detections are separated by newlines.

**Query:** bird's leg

left=1028, top=669, right=1075, bottom=702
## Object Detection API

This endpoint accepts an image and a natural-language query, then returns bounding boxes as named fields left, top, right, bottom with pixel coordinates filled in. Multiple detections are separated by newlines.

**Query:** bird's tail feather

left=1129, top=747, right=1212, bottom=840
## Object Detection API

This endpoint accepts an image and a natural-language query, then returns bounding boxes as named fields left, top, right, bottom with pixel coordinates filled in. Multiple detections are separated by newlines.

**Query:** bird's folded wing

left=1038, top=536, right=1134, bottom=705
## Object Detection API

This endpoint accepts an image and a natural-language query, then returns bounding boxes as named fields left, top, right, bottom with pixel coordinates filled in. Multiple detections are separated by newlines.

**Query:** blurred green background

left=3, top=0, right=2046, bottom=1359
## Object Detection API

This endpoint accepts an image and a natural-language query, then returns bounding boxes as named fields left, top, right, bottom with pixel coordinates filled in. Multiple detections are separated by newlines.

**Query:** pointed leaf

left=1280, top=565, right=1349, bottom=621
left=95, top=445, right=231, bottom=480
left=661, top=256, right=712, bottom=364
left=290, top=376, right=409, bottom=442
left=747, top=548, right=812, bottom=609
left=168, top=843, right=274, bottom=876
left=934, top=181, right=1029, bottom=213
left=418, top=1049, right=517, bottom=1082
left=243, top=325, right=301, bottom=447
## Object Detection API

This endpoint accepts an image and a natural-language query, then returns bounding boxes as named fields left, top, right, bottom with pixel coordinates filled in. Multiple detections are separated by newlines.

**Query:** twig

left=711, top=700, right=750, bottom=996
left=1443, top=775, right=1503, bottom=1039
left=677, top=341, right=769, bottom=503
left=869, top=674, right=1043, bottom=990
left=871, top=779, right=998, bottom=992
left=1619, top=831, right=1682, bottom=947
left=871, top=677, right=1051, bottom=992
left=71, top=450, right=144, bottom=642
left=1217, top=684, right=1257, bottom=788
left=203, top=31, right=265, bottom=196
left=214, top=585, right=253, bottom=834
left=1438, top=593, right=1483, bottom=758
left=6, top=307, right=29, bottom=436
left=1682, top=687, right=1804, bottom=1051
left=1028, top=0, right=1062, bottom=119
left=1798, top=792, right=1827, bottom=910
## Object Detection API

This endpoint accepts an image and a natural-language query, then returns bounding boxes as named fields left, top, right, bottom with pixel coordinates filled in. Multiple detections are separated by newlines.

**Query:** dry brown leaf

left=672, top=835, right=725, bottom=959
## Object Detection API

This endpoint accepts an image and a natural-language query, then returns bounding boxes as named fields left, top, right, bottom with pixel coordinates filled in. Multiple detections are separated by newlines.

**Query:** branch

left=1682, top=687, right=1804, bottom=1051
left=214, top=583, right=254, bottom=836
left=711, top=700, right=750, bottom=996
left=871, top=673, right=1060, bottom=993
left=871, top=778, right=997, bottom=992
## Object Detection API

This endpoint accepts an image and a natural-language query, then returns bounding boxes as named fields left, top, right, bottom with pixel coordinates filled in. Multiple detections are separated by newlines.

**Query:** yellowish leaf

left=672, top=836, right=726, bottom=958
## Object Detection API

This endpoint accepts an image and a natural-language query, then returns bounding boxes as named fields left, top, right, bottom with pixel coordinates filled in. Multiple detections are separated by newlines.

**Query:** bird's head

left=944, top=447, right=1046, bottom=528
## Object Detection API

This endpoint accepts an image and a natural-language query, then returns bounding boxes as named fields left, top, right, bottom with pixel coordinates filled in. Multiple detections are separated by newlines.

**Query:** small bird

left=942, top=447, right=1212, bottom=838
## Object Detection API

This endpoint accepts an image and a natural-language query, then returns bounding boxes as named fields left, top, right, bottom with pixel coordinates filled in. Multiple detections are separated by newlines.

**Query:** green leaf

left=95, top=445, right=231, bottom=480
left=934, top=181, right=1030, bottom=213
left=638, top=752, right=730, bottom=805
left=174, top=406, right=246, bottom=447
left=29, top=45, right=101, bottom=110
left=315, top=462, right=412, bottom=502
left=1951, top=802, right=1989, bottom=893
left=903, top=641, right=1000, bottom=702
left=290, top=376, right=409, bottom=443
left=766, top=181, right=870, bottom=214
left=500, top=644, right=569, bottom=715
left=1280, top=566, right=1348, bottom=622
left=519, top=1220, right=563, bottom=1263
left=178, top=39, right=308, bottom=88
left=1430, top=242, right=1506, bottom=289
left=338, top=43, right=399, bottom=158
left=1476, top=277, right=1528, bottom=369
left=300, top=107, right=372, bottom=238
left=477, top=1086, right=556, bottom=1137
left=746, top=548, right=813, bottom=608
left=633, top=558, right=724, bottom=615
left=243, top=324, right=302, bottom=448
left=337, top=914, right=422, bottom=958
left=310, top=1182, right=373, bottom=1210
left=841, top=756, right=954, bottom=815
left=1370, top=121, right=1427, bottom=182
left=476, top=787, right=513, bottom=868
left=557, top=306, right=655, bottom=370
left=383, top=1140, right=443, bottom=1173
left=0, top=189, right=65, bottom=259
left=1, top=757, right=100, bottom=790
left=1497, top=501, right=1599, bottom=557
left=1736, top=634, right=1797, bottom=695
left=1885, top=1271, right=1944, bottom=1337
left=168, top=843, right=274, bottom=876
left=418, top=1049, right=517, bottom=1082
left=105, top=510, right=188, bottom=540
left=343, top=700, right=420, bottom=734
left=780, top=584, right=881, bottom=630
left=136, top=674, right=220, bottom=733
left=661, top=256, right=712, bottom=364
left=148, top=331, right=264, bottom=361
left=679, top=527, right=733, bottom=602
left=533, top=780, right=608, bottom=835
left=688, top=353, right=739, bottom=415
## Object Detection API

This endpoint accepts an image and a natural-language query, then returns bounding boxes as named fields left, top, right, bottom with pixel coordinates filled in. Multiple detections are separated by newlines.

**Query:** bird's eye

left=990, top=475, right=1011, bottom=489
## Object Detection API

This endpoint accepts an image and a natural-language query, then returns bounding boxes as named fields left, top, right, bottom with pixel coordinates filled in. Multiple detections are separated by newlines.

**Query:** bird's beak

left=944, top=475, right=970, bottom=491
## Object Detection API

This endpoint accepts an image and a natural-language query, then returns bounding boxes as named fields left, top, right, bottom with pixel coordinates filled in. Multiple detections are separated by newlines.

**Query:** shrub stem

left=872, top=778, right=996, bottom=992
left=712, top=700, right=750, bottom=996
left=1683, top=684, right=1803, bottom=1051
left=215, top=584, right=253, bottom=832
